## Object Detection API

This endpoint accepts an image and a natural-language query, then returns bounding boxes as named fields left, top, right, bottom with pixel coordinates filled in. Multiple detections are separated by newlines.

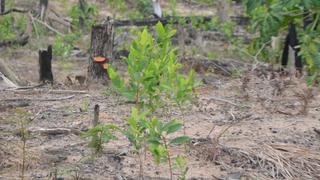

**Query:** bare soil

left=1, top=1, right=320, bottom=180
left=1, top=48, right=320, bottom=179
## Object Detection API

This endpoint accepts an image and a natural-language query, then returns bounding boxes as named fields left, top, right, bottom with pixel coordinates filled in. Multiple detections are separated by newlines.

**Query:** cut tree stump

left=88, top=20, right=114, bottom=82
left=39, top=45, right=53, bottom=84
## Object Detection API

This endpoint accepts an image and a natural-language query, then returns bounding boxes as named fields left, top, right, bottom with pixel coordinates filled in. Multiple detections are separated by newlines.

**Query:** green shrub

left=53, top=32, right=81, bottom=58
left=0, top=15, right=16, bottom=40
left=69, top=2, right=98, bottom=29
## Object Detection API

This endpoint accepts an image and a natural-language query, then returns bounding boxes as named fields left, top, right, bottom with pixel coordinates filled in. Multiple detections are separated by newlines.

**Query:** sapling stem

left=179, top=105, right=187, bottom=152
left=139, top=150, right=144, bottom=180
left=144, top=137, right=147, bottom=160
left=21, top=131, right=26, bottom=180
left=163, top=136, right=173, bottom=180
left=136, top=83, right=140, bottom=106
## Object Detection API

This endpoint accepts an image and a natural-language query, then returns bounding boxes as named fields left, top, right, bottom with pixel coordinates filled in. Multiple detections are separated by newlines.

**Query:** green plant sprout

left=175, top=155, right=189, bottom=180
left=69, top=2, right=97, bottom=29
left=12, top=108, right=31, bottom=180
left=108, top=22, right=195, bottom=179
left=242, top=0, right=320, bottom=83
left=81, top=124, right=120, bottom=153
left=124, top=107, right=149, bottom=179
left=109, top=22, right=178, bottom=109
left=147, top=118, right=190, bottom=180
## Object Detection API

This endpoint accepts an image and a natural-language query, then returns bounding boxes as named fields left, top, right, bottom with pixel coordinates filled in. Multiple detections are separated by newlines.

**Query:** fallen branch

left=30, top=14, right=65, bottom=36
left=6, top=88, right=88, bottom=94
left=203, top=97, right=249, bottom=108
left=0, top=33, right=29, bottom=47
left=183, top=57, right=250, bottom=76
left=1, top=95, right=75, bottom=102
left=0, top=72, right=18, bottom=89
left=0, top=8, right=28, bottom=15
left=10, top=84, right=45, bottom=90
left=0, top=101, right=29, bottom=111
left=28, top=127, right=82, bottom=136
left=97, top=15, right=250, bottom=28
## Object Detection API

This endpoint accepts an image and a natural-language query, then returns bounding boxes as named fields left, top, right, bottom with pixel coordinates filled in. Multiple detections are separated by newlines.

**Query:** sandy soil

left=1, top=48, right=320, bottom=180
left=1, top=1, right=320, bottom=180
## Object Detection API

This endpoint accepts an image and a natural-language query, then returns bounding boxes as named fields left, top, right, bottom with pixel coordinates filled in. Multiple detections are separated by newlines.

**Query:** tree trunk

left=88, top=20, right=114, bottom=82
left=0, top=0, right=5, bottom=14
left=217, top=0, right=230, bottom=23
left=39, top=0, right=48, bottom=20
left=39, top=45, right=53, bottom=84
left=79, top=0, right=87, bottom=28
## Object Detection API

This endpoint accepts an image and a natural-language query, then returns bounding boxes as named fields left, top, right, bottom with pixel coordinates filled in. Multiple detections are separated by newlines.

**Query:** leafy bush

left=0, top=15, right=18, bottom=40
left=69, top=2, right=98, bottom=29
left=109, top=22, right=195, bottom=111
left=107, top=22, right=195, bottom=179
left=242, top=0, right=320, bottom=77
left=53, top=32, right=81, bottom=58
left=81, top=124, right=120, bottom=153
left=136, top=0, right=153, bottom=17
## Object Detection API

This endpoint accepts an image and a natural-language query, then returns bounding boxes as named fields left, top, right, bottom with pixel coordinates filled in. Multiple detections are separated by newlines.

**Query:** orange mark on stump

left=93, top=56, right=106, bottom=62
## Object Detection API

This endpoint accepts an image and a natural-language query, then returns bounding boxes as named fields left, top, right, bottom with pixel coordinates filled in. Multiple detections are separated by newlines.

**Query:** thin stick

left=163, top=137, right=173, bottom=180
left=207, top=124, right=216, bottom=139
left=6, top=88, right=88, bottom=94
left=28, top=12, right=39, bottom=39
left=1, top=95, right=75, bottom=102
left=30, top=15, right=65, bottom=36
left=205, top=97, right=249, bottom=108
left=0, top=8, right=28, bottom=15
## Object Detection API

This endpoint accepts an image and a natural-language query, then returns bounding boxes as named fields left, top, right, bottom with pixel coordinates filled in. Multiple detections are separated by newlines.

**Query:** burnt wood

left=39, top=45, right=53, bottom=84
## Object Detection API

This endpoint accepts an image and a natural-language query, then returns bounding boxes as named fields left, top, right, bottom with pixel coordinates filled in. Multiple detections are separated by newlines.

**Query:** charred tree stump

left=0, top=0, right=5, bottom=14
left=92, top=104, right=99, bottom=127
left=88, top=20, right=114, bottom=82
left=39, top=45, right=53, bottom=84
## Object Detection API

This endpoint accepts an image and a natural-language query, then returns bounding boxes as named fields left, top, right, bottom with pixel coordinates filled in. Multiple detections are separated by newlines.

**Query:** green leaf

left=169, top=136, right=190, bottom=145
left=162, top=120, right=182, bottom=134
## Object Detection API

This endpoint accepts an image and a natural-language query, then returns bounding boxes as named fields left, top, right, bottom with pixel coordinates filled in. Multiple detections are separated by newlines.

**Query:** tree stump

left=88, top=20, right=114, bottom=82
left=39, top=45, right=53, bottom=84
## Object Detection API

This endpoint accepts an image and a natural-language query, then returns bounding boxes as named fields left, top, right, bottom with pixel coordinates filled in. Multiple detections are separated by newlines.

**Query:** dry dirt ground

left=0, top=47, right=320, bottom=180
left=1, top=1, right=320, bottom=180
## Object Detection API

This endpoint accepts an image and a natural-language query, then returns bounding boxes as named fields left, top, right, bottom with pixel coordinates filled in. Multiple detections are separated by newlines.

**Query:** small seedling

left=13, top=108, right=31, bottom=180
left=80, top=99, right=89, bottom=112
left=124, top=107, right=149, bottom=179
left=147, top=118, right=190, bottom=180
left=175, top=155, right=189, bottom=180
left=81, top=124, right=120, bottom=153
